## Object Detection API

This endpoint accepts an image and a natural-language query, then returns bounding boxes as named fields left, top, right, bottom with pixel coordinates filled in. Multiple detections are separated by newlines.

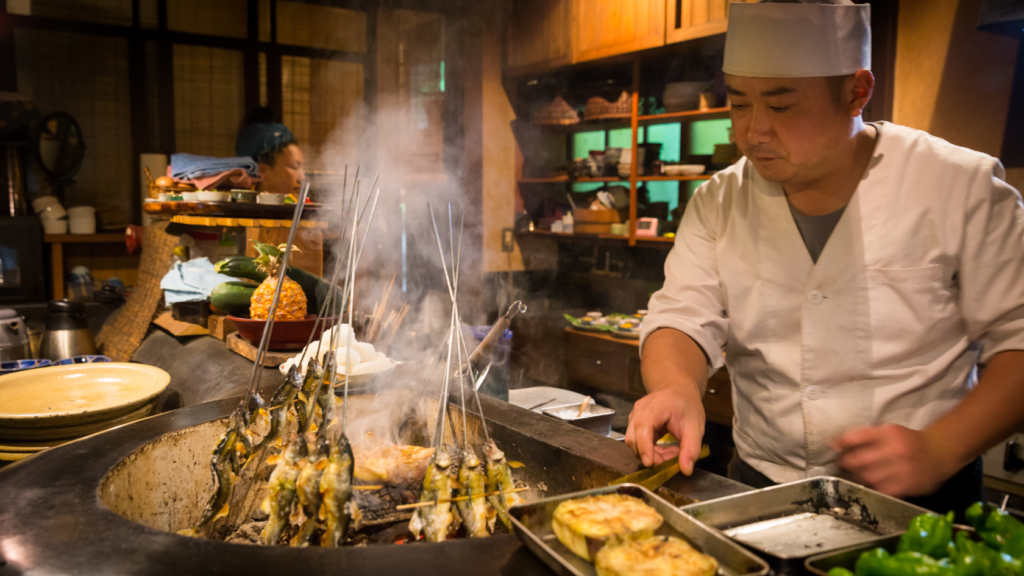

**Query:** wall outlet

left=501, top=228, right=515, bottom=253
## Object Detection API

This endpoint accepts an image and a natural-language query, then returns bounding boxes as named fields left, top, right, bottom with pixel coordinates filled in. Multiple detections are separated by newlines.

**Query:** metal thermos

left=40, top=300, right=96, bottom=361
left=0, top=307, right=31, bottom=361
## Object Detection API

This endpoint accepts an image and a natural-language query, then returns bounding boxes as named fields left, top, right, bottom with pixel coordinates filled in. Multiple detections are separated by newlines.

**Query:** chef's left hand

left=830, top=425, right=953, bottom=498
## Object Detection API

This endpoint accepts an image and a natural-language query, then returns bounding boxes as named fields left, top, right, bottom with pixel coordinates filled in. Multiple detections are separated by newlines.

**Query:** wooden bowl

left=227, top=315, right=335, bottom=350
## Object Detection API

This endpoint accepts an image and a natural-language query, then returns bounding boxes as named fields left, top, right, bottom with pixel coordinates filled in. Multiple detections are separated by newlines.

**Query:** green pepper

left=965, top=503, right=1024, bottom=552
left=950, top=531, right=1022, bottom=576
left=830, top=568, right=857, bottom=576
left=1004, top=531, right=1024, bottom=561
left=899, top=512, right=957, bottom=559
left=855, top=548, right=956, bottom=576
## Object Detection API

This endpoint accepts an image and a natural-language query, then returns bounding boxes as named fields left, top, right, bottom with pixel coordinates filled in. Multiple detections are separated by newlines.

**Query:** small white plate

left=197, top=191, right=231, bottom=202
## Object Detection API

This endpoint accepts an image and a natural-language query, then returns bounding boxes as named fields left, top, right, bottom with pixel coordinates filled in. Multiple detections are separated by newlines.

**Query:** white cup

left=31, top=196, right=61, bottom=214
left=69, top=218, right=96, bottom=235
left=39, top=204, right=67, bottom=221
left=41, top=218, right=68, bottom=235
left=67, top=206, right=96, bottom=218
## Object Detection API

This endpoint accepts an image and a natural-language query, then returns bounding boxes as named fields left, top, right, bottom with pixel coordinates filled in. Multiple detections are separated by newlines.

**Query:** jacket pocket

left=856, top=265, right=955, bottom=369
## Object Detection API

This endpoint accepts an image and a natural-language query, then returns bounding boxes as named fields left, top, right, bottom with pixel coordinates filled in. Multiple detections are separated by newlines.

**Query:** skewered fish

left=261, top=436, right=307, bottom=545
left=319, top=431, right=360, bottom=547
left=253, top=366, right=303, bottom=453
left=185, top=410, right=249, bottom=536
left=456, top=447, right=490, bottom=538
left=290, top=435, right=329, bottom=547
left=292, top=357, right=324, bottom=433
left=482, top=439, right=522, bottom=532
left=409, top=450, right=454, bottom=542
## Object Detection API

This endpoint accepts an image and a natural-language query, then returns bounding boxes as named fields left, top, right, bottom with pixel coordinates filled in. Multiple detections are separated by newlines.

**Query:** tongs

left=466, top=300, right=526, bottom=367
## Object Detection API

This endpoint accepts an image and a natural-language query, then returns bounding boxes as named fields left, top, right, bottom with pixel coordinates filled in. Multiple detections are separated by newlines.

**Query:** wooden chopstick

left=395, top=487, right=530, bottom=510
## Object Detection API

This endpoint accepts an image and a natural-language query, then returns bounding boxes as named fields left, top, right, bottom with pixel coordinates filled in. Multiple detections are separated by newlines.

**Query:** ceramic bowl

left=227, top=314, right=335, bottom=350
left=31, top=196, right=61, bottom=214
left=197, top=191, right=231, bottom=202
left=180, top=192, right=199, bottom=201
left=0, top=359, right=52, bottom=374
left=257, top=193, right=285, bottom=205
left=157, top=192, right=173, bottom=201
left=67, top=206, right=95, bottom=218
left=57, top=355, right=111, bottom=365
left=230, top=190, right=257, bottom=203
left=0, top=363, right=169, bottom=427
left=41, top=219, right=68, bottom=235
left=38, top=204, right=67, bottom=220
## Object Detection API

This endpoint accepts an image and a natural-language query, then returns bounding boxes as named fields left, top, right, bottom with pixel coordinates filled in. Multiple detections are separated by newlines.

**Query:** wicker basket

left=532, top=96, right=580, bottom=126
left=583, top=91, right=631, bottom=121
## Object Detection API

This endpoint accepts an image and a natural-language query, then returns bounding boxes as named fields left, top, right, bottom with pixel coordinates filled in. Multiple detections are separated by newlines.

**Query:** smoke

left=296, top=10, right=491, bottom=450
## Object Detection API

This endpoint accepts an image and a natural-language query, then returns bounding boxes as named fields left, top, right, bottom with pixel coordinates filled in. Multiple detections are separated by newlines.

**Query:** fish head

left=305, top=355, right=322, bottom=376
left=312, top=434, right=330, bottom=459
left=285, top=365, right=303, bottom=389
left=433, top=449, right=453, bottom=471
left=461, top=447, right=481, bottom=468
left=284, top=436, right=307, bottom=462
left=482, top=439, right=505, bottom=462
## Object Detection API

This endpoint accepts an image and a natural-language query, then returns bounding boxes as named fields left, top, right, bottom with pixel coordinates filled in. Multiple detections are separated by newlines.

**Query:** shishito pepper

left=966, top=503, right=1024, bottom=552
left=898, top=512, right=957, bottom=559
left=829, top=568, right=857, bottom=576
left=855, top=548, right=956, bottom=576
left=950, top=531, right=1022, bottom=576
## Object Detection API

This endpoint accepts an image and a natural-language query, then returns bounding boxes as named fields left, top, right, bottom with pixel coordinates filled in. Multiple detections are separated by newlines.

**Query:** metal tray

left=542, top=403, right=614, bottom=437
left=509, top=483, right=770, bottom=576
left=680, top=477, right=930, bottom=575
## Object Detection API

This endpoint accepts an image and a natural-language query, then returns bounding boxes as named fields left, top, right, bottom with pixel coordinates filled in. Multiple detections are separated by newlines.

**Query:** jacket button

left=806, top=386, right=821, bottom=400
left=806, top=290, right=824, bottom=305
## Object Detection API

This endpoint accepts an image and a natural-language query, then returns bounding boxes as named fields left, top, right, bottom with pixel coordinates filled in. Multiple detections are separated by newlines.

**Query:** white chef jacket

left=640, top=122, right=1024, bottom=483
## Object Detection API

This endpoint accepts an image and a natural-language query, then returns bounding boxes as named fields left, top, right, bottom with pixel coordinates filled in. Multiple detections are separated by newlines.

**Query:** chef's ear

left=847, top=70, right=875, bottom=117
left=257, top=162, right=273, bottom=178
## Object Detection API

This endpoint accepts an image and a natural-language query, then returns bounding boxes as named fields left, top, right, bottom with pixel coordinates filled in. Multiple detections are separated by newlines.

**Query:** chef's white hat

left=723, top=3, right=871, bottom=78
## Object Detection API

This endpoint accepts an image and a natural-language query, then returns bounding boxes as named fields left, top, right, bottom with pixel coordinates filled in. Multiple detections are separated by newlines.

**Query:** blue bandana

left=235, top=122, right=295, bottom=162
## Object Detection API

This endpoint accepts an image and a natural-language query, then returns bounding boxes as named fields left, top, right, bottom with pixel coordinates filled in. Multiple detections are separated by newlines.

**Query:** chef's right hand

left=625, top=386, right=706, bottom=474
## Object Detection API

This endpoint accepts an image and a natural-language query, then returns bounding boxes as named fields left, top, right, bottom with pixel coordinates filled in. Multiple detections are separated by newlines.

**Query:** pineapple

left=249, top=240, right=308, bottom=321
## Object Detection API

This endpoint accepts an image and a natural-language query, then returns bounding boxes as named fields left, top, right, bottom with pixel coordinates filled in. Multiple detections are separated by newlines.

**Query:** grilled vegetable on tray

left=594, top=535, right=719, bottom=576
left=551, top=493, right=664, bottom=562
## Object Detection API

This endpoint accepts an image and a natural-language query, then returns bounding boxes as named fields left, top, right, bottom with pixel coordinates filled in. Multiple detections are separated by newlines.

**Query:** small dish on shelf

left=230, top=190, right=257, bottom=203
left=663, top=164, right=706, bottom=176
left=257, top=193, right=285, bottom=205
left=197, top=191, right=231, bottom=202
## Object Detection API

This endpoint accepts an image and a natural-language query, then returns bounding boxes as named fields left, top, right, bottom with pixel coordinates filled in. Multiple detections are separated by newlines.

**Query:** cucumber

left=210, top=281, right=257, bottom=317
left=214, top=256, right=328, bottom=314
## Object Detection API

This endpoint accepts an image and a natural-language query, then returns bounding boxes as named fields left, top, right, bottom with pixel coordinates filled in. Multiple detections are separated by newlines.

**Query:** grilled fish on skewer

left=409, top=450, right=454, bottom=542
left=261, top=436, right=306, bottom=545
left=319, top=431, right=359, bottom=547
left=312, top=352, right=338, bottom=433
left=186, top=410, right=248, bottom=536
left=456, top=448, right=490, bottom=538
left=290, top=435, right=329, bottom=547
left=292, top=357, right=323, bottom=434
left=483, top=439, right=522, bottom=532
left=253, top=366, right=302, bottom=453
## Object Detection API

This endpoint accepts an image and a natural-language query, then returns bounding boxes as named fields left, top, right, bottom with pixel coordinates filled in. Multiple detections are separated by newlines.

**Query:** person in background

left=235, top=107, right=305, bottom=197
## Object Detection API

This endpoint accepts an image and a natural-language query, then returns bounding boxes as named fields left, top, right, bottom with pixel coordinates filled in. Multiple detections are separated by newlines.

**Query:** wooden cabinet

left=666, top=0, right=756, bottom=45
left=507, top=0, right=574, bottom=75
left=573, top=0, right=665, bottom=63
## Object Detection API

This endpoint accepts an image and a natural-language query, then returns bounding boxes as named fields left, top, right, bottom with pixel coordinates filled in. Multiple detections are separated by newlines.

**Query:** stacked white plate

left=0, top=363, right=170, bottom=462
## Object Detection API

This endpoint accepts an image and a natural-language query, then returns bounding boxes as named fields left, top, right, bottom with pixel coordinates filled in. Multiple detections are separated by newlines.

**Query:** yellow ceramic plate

left=0, top=437, right=73, bottom=452
left=0, top=451, right=30, bottom=461
left=0, top=363, right=169, bottom=428
left=0, top=401, right=156, bottom=440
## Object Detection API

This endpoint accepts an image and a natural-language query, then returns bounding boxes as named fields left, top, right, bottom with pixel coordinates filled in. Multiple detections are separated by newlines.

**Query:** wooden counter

left=564, top=327, right=733, bottom=426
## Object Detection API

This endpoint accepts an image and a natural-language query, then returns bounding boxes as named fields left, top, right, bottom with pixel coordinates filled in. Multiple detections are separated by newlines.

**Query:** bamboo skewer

left=577, top=396, right=592, bottom=418
left=395, top=487, right=530, bottom=510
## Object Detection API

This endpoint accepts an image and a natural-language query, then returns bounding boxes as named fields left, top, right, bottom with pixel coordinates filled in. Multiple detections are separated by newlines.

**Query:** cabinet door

left=573, top=0, right=665, bottom=63
left=666, top=0, right=756, bottom=45
left=507, top=0, right=573, bottom=75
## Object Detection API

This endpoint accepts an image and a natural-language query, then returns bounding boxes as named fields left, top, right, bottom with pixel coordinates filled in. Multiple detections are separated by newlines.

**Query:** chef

left=236, top=107, right=306, bottom=197
left=626, top=0, right=1024, bottom=515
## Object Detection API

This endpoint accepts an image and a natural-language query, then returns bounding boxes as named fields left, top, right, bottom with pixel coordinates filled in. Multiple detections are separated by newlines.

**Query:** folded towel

left=160, top=257, right=238, bottom=303
left=166, top=166, right=261, bottom=191
left=170, top=153, right=259, bottom=180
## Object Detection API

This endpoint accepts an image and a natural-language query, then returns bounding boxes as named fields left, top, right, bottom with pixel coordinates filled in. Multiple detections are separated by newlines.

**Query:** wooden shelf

left=517, top=229, right=675, bottom=248
left=44, top=232, right=125, bottom=243
left=637, top=107, right=731, bottom=123
left=520, top=174, right=709, bottom=185
left=637, top=175, right=710, bottom=181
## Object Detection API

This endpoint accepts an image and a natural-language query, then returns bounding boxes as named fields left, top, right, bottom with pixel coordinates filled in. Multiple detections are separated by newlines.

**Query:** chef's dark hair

left=237, top=107, right=297, bottom=166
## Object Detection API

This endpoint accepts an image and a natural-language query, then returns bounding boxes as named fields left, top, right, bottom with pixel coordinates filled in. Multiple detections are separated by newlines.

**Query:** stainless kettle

left=0, top=308, right=30, bottom=361
left=40, top=300, right=96, bottom=361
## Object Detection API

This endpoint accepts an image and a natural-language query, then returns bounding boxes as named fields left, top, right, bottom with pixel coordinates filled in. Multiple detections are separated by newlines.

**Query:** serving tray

left=510, top=483, right=770, bottom=576
left=680, top=476, right=930, bottom=574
